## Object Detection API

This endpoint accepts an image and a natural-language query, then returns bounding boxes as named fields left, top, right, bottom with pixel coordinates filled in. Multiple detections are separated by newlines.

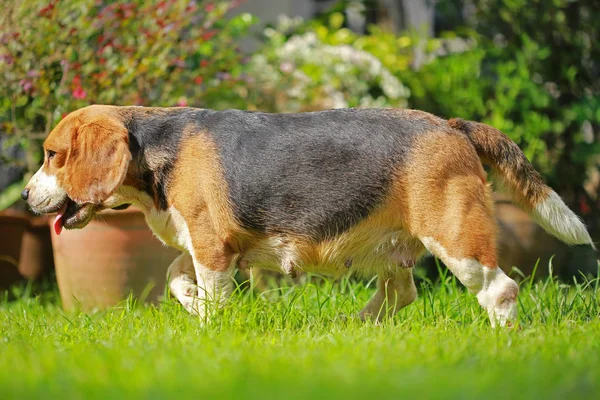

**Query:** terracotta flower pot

left=0, top=211, right=29, bottom=290
left=19, top=215, right=55, bottom=280
left=0, top=210, right=54, bottom=291
left=50, top=207, right=180, bottom=311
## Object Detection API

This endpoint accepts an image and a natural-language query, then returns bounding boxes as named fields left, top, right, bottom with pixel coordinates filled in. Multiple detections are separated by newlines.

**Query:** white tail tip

left=532, top=191, right=595, bottom=249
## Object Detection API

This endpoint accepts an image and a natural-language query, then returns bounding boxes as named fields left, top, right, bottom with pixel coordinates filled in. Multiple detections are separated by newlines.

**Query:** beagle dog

left=23, top=105, right=594, bottom=326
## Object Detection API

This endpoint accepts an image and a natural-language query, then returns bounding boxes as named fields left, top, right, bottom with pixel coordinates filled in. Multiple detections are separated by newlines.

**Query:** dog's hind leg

left=394, top=127, right=520, bottom=326
left=413, top=175, right=519, bottom=327
left=359, top=267, right=417, bottom=322
left=420, top=236, right=519, bottom=327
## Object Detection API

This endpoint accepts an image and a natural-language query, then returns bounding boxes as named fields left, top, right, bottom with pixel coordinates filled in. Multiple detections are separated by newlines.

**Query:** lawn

left=1, top=265, right=599, bottom=400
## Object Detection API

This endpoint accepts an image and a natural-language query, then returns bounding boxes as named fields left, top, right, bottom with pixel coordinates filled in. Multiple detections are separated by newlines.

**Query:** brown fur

left=398, top=109, right=445, bottom=127
left=121, top=160, right=149, bottom=194
left=167, top=129, right=242, bottom=272
left=167, top=123, right=501, bottom=275
left=401, top=129, right=499, bottom=268
left=448, top=118, right=550, bottom=210
left=43, top=108, right=131, bottom=204
left=234, top=202, right=425, bottom=278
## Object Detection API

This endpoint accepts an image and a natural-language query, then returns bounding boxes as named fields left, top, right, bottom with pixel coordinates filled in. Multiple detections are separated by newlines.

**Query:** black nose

left=21, top=188, right=30, bottom=201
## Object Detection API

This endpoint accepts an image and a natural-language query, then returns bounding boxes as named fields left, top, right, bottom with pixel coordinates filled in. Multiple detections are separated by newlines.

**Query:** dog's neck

left=119, top=107, right=210, bottom=211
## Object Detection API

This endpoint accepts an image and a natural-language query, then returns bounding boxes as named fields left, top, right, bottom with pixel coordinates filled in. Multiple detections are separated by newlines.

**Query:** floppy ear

left=61, top=117, right=132, bottom=203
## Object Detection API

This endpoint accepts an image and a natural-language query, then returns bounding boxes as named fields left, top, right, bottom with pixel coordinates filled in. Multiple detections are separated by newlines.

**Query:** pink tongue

left=54, top=203, right=68, bottom=236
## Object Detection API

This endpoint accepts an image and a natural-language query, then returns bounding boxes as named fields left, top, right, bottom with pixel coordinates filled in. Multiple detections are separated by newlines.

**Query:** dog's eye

left=47, top=150, right=56, bottom=160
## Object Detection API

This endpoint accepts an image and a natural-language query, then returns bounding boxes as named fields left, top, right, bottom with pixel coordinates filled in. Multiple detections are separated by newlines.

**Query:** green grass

left=1, top=265, right=600, bottom=400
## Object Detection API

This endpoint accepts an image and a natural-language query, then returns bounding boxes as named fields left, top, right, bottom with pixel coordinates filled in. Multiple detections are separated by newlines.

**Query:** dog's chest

left=145, top=207, right=190, bottom=251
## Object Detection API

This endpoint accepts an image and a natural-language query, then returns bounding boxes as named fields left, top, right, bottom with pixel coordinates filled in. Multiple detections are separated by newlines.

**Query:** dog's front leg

left=167, top=247, right=235, bottom=320
left=167, top=252, right=199, bottom=315
left=191, top=255, right=235, bottom=321
left=184, top=232, right=237, bottom=321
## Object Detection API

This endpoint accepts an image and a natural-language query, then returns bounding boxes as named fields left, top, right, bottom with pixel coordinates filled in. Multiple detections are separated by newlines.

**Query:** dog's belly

left=239, top=226, right=425, bottom=278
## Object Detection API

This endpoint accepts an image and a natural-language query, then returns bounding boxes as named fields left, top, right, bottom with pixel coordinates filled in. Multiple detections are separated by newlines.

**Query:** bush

left=469, top=0, right=600, bottom=196
left=402, top=41, right=562, bottom=175
left=0, top=0, right=255, bottom=181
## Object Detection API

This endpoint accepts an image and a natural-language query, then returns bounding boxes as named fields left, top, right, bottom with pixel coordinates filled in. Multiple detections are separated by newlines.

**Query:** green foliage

left=0, top=0, right=255, bottom=174
left=403, top=42, right=564, bottom=174
left=472, top=0, right=600, bottom=193
left=422, top=0, right=599, bottom=219
left=0, top=178, right=27, bottom=210
left=402, top=48, right=487, bottom=119
left=1, top=271, right=600, bottom=398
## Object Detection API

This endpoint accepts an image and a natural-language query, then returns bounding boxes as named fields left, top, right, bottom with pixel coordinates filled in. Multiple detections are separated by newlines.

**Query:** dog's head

left=22, top=105, right=132, bottom=234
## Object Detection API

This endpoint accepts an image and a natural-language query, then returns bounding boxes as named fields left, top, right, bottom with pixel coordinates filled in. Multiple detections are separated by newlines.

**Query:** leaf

left=329, top=12, right=344, bottom=30
left=0, top=178, right=27, bottom=211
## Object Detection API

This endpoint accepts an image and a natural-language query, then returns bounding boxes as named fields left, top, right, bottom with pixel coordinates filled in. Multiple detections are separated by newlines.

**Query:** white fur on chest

left=146, top=206, right=192, bottom=252
left=107, top=186, right=193, bottom=253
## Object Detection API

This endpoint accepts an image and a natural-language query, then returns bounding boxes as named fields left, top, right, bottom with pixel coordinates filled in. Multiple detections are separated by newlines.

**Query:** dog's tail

left=448, top=118, right=595, bottom=249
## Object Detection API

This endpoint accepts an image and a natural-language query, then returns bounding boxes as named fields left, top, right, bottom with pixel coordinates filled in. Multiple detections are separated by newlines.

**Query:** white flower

left=279, top=61, right=294, bottom=74
left=249, top=31, right=410, bottom=110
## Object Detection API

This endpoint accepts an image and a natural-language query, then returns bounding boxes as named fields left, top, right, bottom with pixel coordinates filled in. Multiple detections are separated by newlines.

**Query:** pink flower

left=19, top=79, right=34, bottom=93
left=0, top=55, right=14, bottom=65
left=72, top=86, right=87, bottom=99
